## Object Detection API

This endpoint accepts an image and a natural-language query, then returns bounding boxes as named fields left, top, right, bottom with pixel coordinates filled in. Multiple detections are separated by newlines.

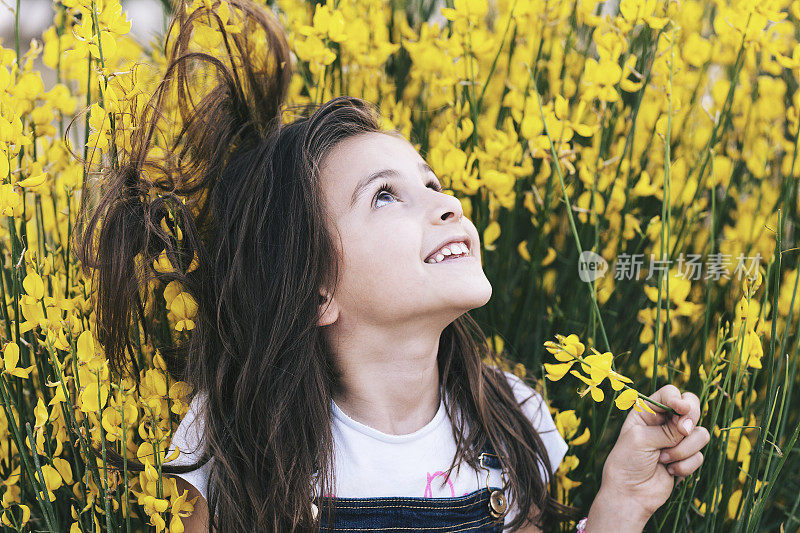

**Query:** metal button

left=489, top=489, right=507, bottom=517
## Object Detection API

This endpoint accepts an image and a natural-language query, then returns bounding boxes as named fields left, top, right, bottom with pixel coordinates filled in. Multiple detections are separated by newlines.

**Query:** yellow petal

left=483, top=221, right=500, bottom=250
left=3, top=342, right=20, bottom=370
left=76, top=330, right=95, bottom=363
left=17, top=172, right=47, bottom=188
left=590, top=386, right=604, bottom=402
left=570, top=427, right=590, bottom=446
left=34, top=397, right=48, bottom=429
left=555, top=94, right=569, bottom=120
left=614, top=389, right=638, bottom=410
left=7, top=366, right=34, bottom=379
left=544, top=361, right=574, bottom=381
left=52, top=457, right=73, bottom=485
left=152, top=249, right=176, bottom=274
left=23, top=271, right=45, bottom=300
left=48, top=386, right=66, bottom=406
left=634, top=398, right=657, bottom=414
left=78, top=382, right=108, bottom=413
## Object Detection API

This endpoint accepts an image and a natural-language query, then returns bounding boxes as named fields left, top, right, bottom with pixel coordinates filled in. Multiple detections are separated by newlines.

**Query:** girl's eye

left=374, top=182, right=398, bottom=208
left=374, top=180, right=443, bottom=208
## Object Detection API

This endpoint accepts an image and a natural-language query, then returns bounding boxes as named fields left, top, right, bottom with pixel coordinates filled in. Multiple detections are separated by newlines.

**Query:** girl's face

left=317, top=131, right=492, bottom=332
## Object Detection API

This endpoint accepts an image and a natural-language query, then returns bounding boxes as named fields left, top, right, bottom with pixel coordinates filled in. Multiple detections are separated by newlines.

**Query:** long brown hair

left=73, top=0, right=580, bottom=530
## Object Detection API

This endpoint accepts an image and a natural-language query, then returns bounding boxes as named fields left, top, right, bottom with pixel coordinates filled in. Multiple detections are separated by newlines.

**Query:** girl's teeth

left=426, top=242, right=471, bottom=263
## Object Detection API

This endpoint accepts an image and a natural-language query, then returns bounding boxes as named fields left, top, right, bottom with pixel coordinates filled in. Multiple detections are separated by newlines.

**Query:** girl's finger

left=673, top=391, right=702, bottom=437
left=665, top=451, right=704, bottom=478
left=658, top=426, right=711, bottom=464
left=647, top=385, right=684, bottom=415
left=631, top=384, right=684, bottom=427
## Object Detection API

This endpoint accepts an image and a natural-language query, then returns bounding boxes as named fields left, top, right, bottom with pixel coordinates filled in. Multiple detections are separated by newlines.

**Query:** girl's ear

left=317, top=291, right=340, bottom=327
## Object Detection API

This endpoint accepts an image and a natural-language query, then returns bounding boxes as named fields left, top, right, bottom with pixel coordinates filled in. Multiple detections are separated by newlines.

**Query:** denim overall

left=311, top=442, right=509, bottom=532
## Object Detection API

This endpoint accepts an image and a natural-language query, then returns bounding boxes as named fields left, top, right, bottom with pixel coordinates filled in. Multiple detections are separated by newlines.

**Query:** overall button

left=489, top=489, right=507, bottom=517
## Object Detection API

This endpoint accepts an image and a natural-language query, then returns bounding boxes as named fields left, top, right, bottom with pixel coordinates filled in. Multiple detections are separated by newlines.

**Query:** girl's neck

left=331, top=361, right=441, bottom=436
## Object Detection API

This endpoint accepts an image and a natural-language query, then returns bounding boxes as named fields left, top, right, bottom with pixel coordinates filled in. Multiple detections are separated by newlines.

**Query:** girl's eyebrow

left=349, top=162, right=437, bottom=209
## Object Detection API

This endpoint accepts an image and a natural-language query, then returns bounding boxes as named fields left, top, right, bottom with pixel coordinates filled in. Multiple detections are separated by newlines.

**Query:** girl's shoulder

left=167, top=371, right=569, bottom=501
left=501, top=369, right=547, bottom=413
left=168, top=392, right=212, bottom=501
left=171, top=392, right=207, bottom=454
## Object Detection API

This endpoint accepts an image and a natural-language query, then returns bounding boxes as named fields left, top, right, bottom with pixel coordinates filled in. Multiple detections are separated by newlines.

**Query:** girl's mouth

left=424, top=240, right=471, bottom=263
left=425, top=249, right=474, bottom=264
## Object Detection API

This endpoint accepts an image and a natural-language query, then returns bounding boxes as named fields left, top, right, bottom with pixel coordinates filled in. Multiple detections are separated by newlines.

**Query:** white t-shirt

left=168, top=370, right=569, bottom=528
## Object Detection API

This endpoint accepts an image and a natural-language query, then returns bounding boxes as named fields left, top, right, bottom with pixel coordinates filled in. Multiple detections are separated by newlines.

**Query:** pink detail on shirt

left=424, top=471, right=455, bottom=497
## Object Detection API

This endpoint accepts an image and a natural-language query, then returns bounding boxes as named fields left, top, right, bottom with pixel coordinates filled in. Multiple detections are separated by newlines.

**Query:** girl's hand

left=598, top=384, right=710, bottom=522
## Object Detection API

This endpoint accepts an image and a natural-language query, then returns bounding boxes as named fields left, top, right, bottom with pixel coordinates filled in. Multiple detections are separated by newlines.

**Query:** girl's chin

left=427, top=282, right=492, bottom=307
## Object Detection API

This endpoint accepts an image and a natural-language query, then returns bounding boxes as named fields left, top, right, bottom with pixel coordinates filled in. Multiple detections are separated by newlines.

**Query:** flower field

left=0, top=0, right=799, bottom=530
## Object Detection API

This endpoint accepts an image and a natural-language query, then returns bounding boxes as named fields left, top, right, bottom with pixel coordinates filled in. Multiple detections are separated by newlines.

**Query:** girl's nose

left=432, top=192, right=464, bottom=223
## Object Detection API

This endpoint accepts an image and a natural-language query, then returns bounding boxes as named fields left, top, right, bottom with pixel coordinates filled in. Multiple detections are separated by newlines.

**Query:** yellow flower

left=76, top=330, right=105, bottom=372
left=167, top=477, right=196, bottom=533
left=727, top=479, right=767, bottom=520
left=293, top=34, right=336, bottom=66
left=583, top=57, right=622, bottom=103
left=17, top=170, right=47, bottom=189
left=570, top=370, right=604, bottom=402
left=0, top=184, right=23, bottom=217
left=555, top=410, right=590, bottom=446
left=86, top=102, right=111, bottom=154
left=614, top=388, right=656, bottom=414
left=580, top=350, right=633, bottom=390
left=482, top=221, right=500, bottom=250
left=440, top=0, right=488, bottom=27
left=78, top=381, right=109, bottom=413
left=311, top=4, right=346, bottom=43
left=619, top=0, right=669, bottom=29
left=165, top=283, right=198, bottom=332
left=48, top=384, right=67, bottom=407
left=2, top=342, right=34, bottom=379
left=37, top=465, right=63, bottom=502
left=22, top=271, right=45, bottom=301
left=153, top=249, right=177, bottom=274
left=1, top=504, right=30, bottom=528
left=742, top=329, right=763, bottom=370
left=33, top=397, right=49, bottom=431
left=52, top=458, right=73, bottom=486
left=544, top=334, right=585, bottom=361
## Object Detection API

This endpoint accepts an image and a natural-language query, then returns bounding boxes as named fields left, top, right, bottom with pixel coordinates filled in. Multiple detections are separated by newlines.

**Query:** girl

left=75, top=0, right=710, bottom=531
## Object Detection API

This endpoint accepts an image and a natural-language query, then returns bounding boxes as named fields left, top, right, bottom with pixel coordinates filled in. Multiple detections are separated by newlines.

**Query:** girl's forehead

left=320, top=132, right=425, bottom=211
left=325, top=131, right=416, bottom=171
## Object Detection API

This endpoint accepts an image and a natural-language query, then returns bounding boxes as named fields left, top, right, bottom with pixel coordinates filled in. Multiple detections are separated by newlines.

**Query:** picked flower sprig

left=544, top=334, right=677, bottom=415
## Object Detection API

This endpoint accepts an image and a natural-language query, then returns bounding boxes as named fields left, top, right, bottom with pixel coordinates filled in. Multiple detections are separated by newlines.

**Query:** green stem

left=527, top=68, right=611, bottom=354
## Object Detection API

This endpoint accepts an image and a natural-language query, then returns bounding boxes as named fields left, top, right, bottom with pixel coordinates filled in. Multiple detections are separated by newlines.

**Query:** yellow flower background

left=1, top=0, right=800, bottom=529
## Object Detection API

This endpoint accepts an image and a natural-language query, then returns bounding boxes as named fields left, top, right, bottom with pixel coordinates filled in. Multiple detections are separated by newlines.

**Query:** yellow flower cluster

left=544, top=334, right=656, bottom=414
left=0, top=0, right=798, bottom=527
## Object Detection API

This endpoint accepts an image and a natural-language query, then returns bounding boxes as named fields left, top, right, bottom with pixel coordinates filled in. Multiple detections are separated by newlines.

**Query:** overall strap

left=476, top=439, right=510, bottom=520
left=478, top=439, right=503, bottom=470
